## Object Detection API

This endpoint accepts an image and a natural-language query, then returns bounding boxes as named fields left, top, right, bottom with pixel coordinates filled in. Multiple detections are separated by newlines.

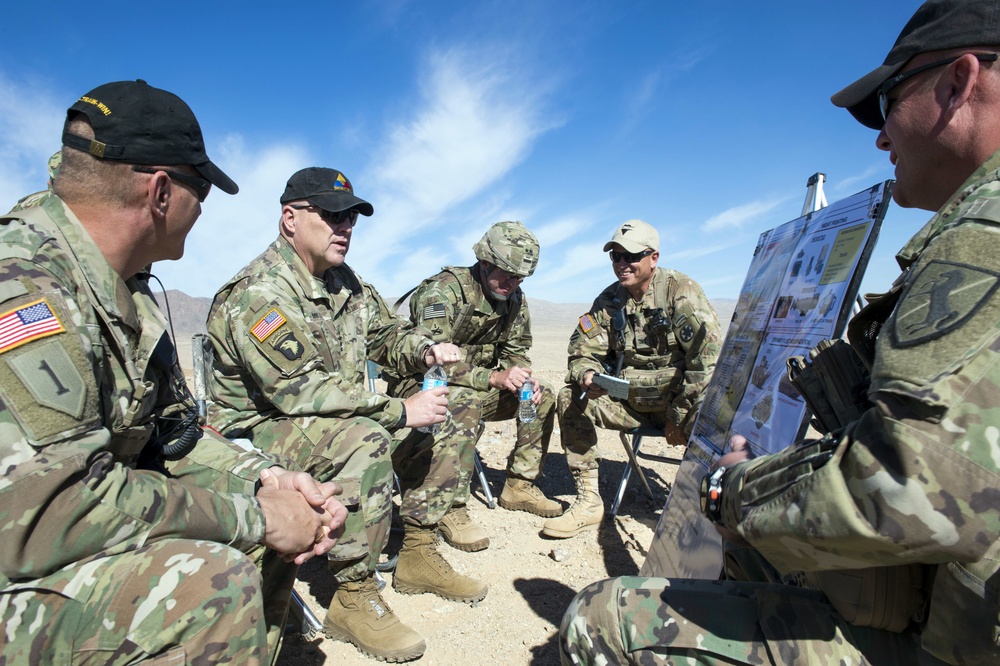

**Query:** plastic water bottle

left=518, top=382, right=536, bottom=423
left=418, top=364, right=448, bottom=434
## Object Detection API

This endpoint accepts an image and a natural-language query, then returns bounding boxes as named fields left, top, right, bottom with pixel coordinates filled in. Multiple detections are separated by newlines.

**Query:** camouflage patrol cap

left=62, top=79, right=238, bottom=194
left=832, top=0, right=1000, bottom=129
left=603, top=219, right=659, bottom=253
left=473, top=221, right=540, bottom=278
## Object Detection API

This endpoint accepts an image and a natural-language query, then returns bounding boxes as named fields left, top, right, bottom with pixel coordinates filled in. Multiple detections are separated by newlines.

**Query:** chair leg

left=474, top=450, right=496, bottom=509
left=288, top=588, right=323, bottom=638
left=610, top=460, right=632, bottom=518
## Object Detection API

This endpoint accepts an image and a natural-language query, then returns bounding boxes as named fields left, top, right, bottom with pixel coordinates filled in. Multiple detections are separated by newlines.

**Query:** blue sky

left=0, top=1, right=929, bottom=305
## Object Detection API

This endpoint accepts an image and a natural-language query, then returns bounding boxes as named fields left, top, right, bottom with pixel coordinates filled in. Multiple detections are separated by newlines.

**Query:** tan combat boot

left=323, top=574, right=426, bottom=662
left=498, top=477, right=562, bottom=517
left=438, top=504, right=489, bottom=551
left=394, top=524, right=488, bottom=603
left=541, top=468, right=604, bottom=538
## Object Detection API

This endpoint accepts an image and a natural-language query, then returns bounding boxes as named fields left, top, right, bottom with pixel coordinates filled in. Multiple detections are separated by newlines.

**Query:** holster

left=804, top=564, right=927, bottom=633
left=786, top=339, right=871, bottom=434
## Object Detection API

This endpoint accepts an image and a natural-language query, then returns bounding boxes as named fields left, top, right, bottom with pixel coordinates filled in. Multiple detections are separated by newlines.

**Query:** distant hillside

left=159, top=289, right=737, bottom=339
left=159, top=290, right=212, bottom=336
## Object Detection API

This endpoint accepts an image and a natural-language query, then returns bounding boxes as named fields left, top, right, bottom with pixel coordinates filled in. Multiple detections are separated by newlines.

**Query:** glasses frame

left=878, top=52, right=999, bottom=121
left=609, top=248, right=654, bottom=264
left=487, top=264, right=524, bottom=284
left=289, top=204, right=359, bottom=228
left=132, top=166, right=211, bottom=202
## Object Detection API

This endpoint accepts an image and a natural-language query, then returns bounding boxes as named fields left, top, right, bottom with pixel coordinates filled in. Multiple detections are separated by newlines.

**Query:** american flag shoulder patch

left=423, top=303, right=447, bottom=320
left=578, top=313, right=596, bottom=334
left=0, top=298, right=66, bottom=354
left=251, top=308, right=287, bottom=342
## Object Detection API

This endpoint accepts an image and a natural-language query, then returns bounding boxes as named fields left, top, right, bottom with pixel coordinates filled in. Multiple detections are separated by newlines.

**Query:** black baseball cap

left=62, top=79, right=238, bottom=194
left=279, top=167, right=374, bottom=216
left=832, top=0, right=1000, bottom=130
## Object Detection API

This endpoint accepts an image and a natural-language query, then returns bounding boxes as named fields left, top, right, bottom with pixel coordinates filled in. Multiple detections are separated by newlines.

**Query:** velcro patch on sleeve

left=250, top=308, right=286, bottom=342
left=423, top=302, right=447, bottom=320
left=0, top=298, right=65, bottom=354
left=578, top=313, right=600, bottom=338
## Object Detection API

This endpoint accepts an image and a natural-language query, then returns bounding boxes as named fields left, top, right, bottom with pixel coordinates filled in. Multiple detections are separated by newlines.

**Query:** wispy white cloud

left=700, top=196, right=791, bottom=233
left=154, top=139, right=311, bottom=297
left=832, top=162, right=890, bottom=196
left=0, top=72, right=65, bottom=209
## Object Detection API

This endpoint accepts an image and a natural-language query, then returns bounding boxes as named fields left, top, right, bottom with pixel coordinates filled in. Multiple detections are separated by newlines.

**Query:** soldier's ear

left=280, top=206, right=297, bottom=236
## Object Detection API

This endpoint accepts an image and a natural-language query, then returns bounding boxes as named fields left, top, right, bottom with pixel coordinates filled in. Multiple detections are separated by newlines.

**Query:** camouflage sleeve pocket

left=244, top=306, right=316, bottom=378
left=0, top=289, right=100, bottom=447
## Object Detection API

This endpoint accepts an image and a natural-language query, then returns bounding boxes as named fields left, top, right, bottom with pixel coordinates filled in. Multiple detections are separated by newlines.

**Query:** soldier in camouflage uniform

left=0, top=80, right=346, bottom=666
left=207, top=166, right=466, bottom=662
left=561, top=2, right=1000, bottom=664
left=388, top=221, right=559, bottom=557
left=546, top=219, right=720, bottom=539
left=6, top=151, right=61, bottom=213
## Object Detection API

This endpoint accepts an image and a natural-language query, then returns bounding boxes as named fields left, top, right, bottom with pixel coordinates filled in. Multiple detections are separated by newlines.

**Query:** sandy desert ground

left=172, top=292, right=734, bottom=666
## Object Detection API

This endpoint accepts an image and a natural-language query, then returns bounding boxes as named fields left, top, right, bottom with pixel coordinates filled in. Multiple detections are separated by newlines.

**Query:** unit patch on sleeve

left=0, top=298, right=66, bottom=354
left=423, top=303, right=447, bottom=320
left=273, top=331, right=304, bottom=360
left=251, top=308, right=287, bottom=342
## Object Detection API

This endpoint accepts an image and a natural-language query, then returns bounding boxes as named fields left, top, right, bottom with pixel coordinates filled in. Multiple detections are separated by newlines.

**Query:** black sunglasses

left=609, top=249, right=653, bottom=264
left=290, top=205, right=359, bottom=228
left=878, top=52, right=999, bottom=121
left=132, top=166, right=212, bottom=202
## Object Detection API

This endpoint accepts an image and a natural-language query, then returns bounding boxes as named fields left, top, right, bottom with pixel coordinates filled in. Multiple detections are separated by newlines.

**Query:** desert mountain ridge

left=155, top=289, right=737, bottom=339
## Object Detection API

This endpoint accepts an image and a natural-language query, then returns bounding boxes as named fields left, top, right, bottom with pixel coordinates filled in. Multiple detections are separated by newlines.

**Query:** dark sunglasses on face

left=609, top=249, right=654, bottom=264
left=132, top=166, right=212, bottom=202
left=490, top=265, right=523, bottom=283
left=878, top=52, right=999, bottom=122
left=290, top=205, right=360, bottom=228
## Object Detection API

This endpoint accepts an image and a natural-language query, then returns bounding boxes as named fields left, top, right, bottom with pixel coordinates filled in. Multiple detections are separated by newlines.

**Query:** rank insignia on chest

left=251, top=308, right=287, bottom=342
left=273, top=331, right=304, bottom=360
left=578, top=313, right=597, bottom=334
left=0, top=298, right=65, bottom=354
left=423, top=303, right=447, bottom=320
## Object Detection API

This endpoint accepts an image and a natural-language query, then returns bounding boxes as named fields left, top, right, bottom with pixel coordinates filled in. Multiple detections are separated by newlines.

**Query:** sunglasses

left=290, top=205, right=360, bottom=228
left=609, top=249, right=654, bottom=264
left=878, top=52, right=998, bottom=121
left=489, top=265, right=524, bottom=283
left=133, top=166, right=212, bottom=202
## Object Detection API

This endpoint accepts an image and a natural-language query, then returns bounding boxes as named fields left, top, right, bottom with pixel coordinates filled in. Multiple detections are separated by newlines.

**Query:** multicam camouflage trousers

left=392, top=379, right=555, bottom=526
left=246, top=414, right=394, bottom=584
left=557, top=385, right=670, bottom=471
left=559, top=576, right=947, bottom=665
left=0, top=539, right=294, bottom=665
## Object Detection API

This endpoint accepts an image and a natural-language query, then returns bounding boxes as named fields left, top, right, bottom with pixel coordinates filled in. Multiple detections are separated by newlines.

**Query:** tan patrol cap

left=602, top=219, right=659, bottom=253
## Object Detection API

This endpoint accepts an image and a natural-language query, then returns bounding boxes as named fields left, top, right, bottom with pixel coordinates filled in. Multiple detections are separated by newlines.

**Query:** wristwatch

left=700, top=466, right=727, bottom=524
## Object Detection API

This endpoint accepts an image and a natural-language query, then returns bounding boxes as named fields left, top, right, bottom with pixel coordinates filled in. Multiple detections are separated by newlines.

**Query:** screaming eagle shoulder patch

left=250, top=308, right=287, bottom=342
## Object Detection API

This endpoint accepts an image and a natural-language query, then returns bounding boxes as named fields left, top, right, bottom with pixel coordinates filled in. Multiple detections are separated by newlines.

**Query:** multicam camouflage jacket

left=0, top=198, right=277, bottom=594
left=387, top=264, right=532, bottom=392
left=207, top=236, right=436, bottom=435
left=567, top=267, right=721, bottom=427
left=717, top=148, right=1000, bottom=664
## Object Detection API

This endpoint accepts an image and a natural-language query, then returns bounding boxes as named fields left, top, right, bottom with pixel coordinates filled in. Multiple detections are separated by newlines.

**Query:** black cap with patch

left=62, top=79, right=238, bottom=194
left=832, top=0, right=1000, bottom=130
left=280, top=167, right=374, bottom=216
